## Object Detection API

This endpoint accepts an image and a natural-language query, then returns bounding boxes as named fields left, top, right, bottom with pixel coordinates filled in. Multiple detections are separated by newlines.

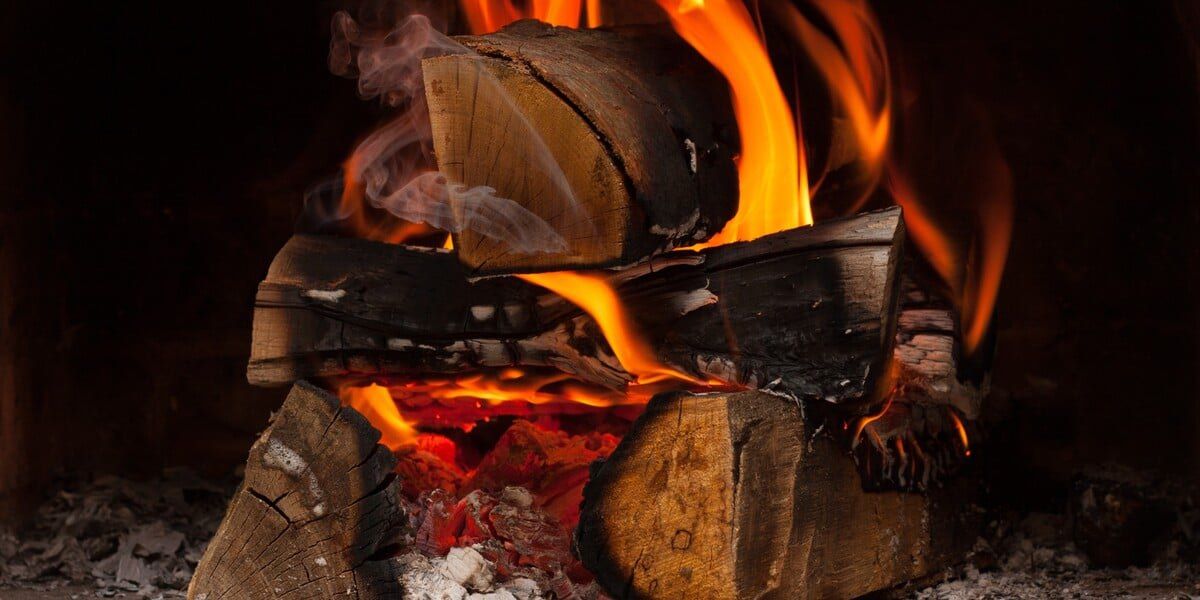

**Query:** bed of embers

left=337, top=380, right=641, bottom=599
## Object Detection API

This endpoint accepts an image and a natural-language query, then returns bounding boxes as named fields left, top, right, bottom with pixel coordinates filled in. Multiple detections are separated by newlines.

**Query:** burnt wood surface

left=249, top=208, right=905, bottom=406
left=576, top=390, right=980, bottom=599
left=850, top=268, right=989, bottom=489
left=892, top=273, right=987, bottom=419
left=188, top=381, right=405, bottom=600
left=424, top=20, right=739, bottom=273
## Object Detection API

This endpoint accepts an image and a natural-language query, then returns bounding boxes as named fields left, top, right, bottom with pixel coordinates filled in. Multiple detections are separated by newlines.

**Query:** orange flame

left=658, top=0, right=811, bottom=244
left=852, top=392, right=894, bottom=447
left=338, top=154, right=444, bottom=245
left=340, top=383, right=419, bottom=450
left=773, top=0, right=890, bottom=208
left=459, top=0, right=585, bottom=33
left=947, top=409, right=971, bottom=456
left=388, top=368, right=691, bottom=411
left=961, top=156, right=1013, bottom=354
left=517, top=271, right=705, bottom=385
left=887, top=118, right=1014, bottom=355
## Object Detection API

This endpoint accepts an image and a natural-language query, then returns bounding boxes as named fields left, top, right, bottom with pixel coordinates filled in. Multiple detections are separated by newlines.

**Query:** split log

left=423, top=20, right=739, bottom=273
left=188, top=381, right=406, bottom=600
left=576, top=391, right=980, bottom=599
left=249, top=207, right=904, bottom=406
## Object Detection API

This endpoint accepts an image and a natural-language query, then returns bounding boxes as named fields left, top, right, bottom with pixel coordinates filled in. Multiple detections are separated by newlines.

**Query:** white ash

left=262, top=437, right=325, bottom=515
left=0, top=469, right=234, bottom=598
left=396, top=549, right=545, bottom=600
left=470, top=305, right=497, bottom=321
left=440, top=547, right=494, bottom=591
left=663, top=289, right=718, bottom=317
left=684, top=138, right=698, bottom=174
left=262, top=437, right=306, bottom=476
left=912, top=512, right=1199, bottom=599
left=301, top=288, right=347, bottom=302
left=648, top=207, right=701, bottom=239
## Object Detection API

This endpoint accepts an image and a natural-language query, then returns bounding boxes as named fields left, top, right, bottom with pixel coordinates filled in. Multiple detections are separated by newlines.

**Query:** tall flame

left=658, top=0, right=811, bottom=244
left=887, top=108, right=1014, bottom=355
left=773, top=0, right=890, bottom=209
left=437, top=0, right=1010, bottom=372
left=771, top=0, right=1011, bottom=355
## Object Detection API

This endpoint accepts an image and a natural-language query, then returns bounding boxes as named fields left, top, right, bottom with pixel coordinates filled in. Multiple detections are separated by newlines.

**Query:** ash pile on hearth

left=915, top=465, right=1200, bottom=599
left=0, top=469, right=233, bottom=598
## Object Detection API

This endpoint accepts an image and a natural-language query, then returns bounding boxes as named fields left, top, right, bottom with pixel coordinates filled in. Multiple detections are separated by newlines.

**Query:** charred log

left=853, top=268, right=989, bottom=489
left=576, top=390, right=980, bottom=599
left=249, top=208, right=905, bottom=407
left=188, top=381, right=406, bottom=600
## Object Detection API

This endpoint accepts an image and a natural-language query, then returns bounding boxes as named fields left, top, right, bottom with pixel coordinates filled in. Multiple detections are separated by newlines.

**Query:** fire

left=413, top=369, right=640, bottom=408
left=773, top=0, right=890, bottom=209
left=947, top=409, right=971, bottom=457
left=887, top=113, right=1014, bottom=355
left=334, top=1, right=1014, bottom=470
left=771, top=0, right=1010, bottom=355
left=340, top=383, right=419, bottom=450
left=516, top=271, right=705, bottom=385
left=657, top=0, right=811, bottom=243
left=458, top=0, right=586, bottom=32
left=852, top=392, right=893, bottom=447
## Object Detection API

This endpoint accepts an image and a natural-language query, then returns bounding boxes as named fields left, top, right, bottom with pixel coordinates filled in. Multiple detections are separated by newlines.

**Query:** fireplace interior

left=1, top=1, right=1198, bottom=598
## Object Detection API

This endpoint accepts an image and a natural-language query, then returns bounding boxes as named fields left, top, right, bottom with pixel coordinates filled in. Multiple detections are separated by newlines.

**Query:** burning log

left=892, top=274, right=988, bottom=419
left=423, top=20, right=739, bottom=273
left=575, top=390, right=980, bottom=599
left=249, top=207, right=904, bottom=406
left=187, top=381, right=407, bottom=600
left=852, top=270, right=989, bottom=489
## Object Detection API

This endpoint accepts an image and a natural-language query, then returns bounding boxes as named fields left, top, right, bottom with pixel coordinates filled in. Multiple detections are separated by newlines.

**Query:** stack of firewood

left=189, top=21, right=986, bottom=600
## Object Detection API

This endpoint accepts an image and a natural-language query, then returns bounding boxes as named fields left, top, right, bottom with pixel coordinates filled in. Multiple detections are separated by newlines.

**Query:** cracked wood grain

left=576, top=391, right=980, bottom=599
left=188, top=381, right=406, bottom=600
left=423, top=21, right=738, bottom=273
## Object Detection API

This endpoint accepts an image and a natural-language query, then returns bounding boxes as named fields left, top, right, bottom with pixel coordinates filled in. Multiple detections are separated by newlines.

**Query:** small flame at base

left=947, top=410, right=971, bottom=457
left=340, top=383, right=420, bottom=450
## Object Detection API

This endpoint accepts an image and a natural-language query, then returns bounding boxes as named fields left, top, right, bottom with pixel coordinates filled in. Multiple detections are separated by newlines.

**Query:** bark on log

left=188, top=381, right=406, bottom=600
left=249, top=208, right=904, bottom=406
left=576, top=391, right=980, bottom=599
left=423, top=20, right=739, bottom=273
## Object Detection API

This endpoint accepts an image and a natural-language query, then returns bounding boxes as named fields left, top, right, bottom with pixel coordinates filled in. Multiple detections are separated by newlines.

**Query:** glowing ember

left=338, top=381, right=628, bottom=531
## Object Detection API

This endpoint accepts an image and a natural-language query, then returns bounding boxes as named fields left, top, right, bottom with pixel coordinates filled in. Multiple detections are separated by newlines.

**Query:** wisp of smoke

left=328, top=11, right=583, bottom=255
